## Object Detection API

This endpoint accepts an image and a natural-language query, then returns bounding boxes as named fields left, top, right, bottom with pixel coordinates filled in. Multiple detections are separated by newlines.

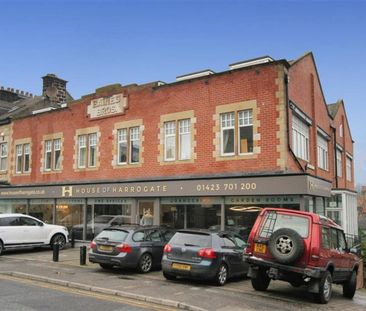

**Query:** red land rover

left=244, top=208, right=359, bottom=304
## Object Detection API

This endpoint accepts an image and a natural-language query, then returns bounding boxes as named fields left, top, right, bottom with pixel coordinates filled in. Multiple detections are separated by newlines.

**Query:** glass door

left=138, top=200, right=154, bottom=226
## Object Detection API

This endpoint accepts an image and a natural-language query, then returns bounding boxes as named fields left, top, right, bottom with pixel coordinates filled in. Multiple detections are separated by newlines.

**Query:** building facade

left=0, top=53, right=358, bottom=240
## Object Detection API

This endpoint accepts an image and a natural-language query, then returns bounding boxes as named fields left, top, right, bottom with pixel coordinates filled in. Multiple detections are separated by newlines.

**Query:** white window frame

left=117, top=128, right=128, bottom=165
left=23, top=143, right=30, bottom=173
left=164, top=121, right=176, bottom=161
left=220, top=112, right=235, bottom=156
left=15, top=145, right=22, bottom=173
left=292, top=114, right=309, bottom=161
left=179, top=119, right=191, bottom=160
left=54, top=139, right=61, bottom=170
left=336, top=149, right=342, bottom=177
left=129, top=126, right=140, bottom=164
left=88, top=133, right=97, bottom=168
left=238, top=109, right=253, bottom=155
left=346, top=156, right=352, bottom=181
left=44, top=140, right=52, bottom=171
left=0, top=142, right=8, bottom=171
left=78, top=135, right=87, bottom=168
left=317, top=134, right=328, bottom=170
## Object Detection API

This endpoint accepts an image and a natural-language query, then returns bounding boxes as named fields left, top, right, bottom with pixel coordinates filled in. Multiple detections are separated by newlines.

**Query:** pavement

left=1, top=244, right=366, bottom=311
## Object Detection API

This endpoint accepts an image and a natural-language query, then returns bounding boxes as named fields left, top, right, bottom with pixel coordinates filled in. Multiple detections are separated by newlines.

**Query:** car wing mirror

left=38, top=222, right=44, bottom=226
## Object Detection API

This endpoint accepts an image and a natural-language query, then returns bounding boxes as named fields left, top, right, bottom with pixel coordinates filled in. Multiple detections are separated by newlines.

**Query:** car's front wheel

left=0, top=240, right=3, bottom=256
left=314, top=271, right=332, bottom=304
left=50, top=234, right=66, bottom=250
left=343, top=270, right=357, bottom=299
left=138, top=253, right=153, bottom=273
left=251, top=267, right=270, bottom=291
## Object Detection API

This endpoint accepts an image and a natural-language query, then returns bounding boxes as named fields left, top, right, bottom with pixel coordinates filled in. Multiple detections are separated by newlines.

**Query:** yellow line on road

left=0, top=274, right=177, bottom=311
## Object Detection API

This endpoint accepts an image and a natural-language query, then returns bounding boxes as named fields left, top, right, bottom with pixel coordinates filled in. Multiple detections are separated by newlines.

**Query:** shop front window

left=56, top=201, right=83, bottom=233
left=29, top=200, right=54, bottom=223
left=0, top=200, right=27, bottom=214
left=225, top=206, right=260, bottom=241
left=161, top=204, right=220, bottom=230
left=84, top=201, right=132, bottom=240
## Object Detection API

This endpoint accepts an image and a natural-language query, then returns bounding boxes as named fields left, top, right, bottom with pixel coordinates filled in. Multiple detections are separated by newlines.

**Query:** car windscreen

left=259, top=212, right=309, bottom=238
left=169, top=232, right=212, bottom=247
left=92, top=216, right=114, bottom=224
left=95, top=229, right=129, bottom=242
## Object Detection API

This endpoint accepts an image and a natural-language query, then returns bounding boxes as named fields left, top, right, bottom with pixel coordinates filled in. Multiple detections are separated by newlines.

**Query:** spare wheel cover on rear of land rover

left=268, top=228, right=304, bottom=264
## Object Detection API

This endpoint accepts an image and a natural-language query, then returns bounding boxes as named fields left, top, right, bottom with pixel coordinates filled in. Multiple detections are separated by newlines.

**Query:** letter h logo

left=62, top=186, right=73, bottom=197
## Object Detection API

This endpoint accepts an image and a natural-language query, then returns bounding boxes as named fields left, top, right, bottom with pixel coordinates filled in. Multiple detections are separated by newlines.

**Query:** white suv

left=0, top=213, right=69, bottom=255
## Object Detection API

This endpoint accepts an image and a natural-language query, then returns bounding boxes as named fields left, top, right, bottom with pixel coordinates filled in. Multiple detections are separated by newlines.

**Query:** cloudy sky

left=1, top=0, right=365, bottom=184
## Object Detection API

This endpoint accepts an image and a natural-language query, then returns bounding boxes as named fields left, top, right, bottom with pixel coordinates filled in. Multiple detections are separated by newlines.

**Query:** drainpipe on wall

left=284, top=74, right=305, bottom=172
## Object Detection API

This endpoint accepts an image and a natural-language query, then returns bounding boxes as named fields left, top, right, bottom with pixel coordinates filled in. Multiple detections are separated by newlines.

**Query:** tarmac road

left=0, top=275, right=175, bottom=311
left=0, top=246, right=365, bottom=311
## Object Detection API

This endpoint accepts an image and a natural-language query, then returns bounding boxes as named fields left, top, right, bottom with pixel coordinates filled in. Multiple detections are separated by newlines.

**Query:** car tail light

left=198, top=248, right=216, bottom=259
left=89, top=241, right=97, bottom=250
left=163, top=244, right=172, bottom=253
left=116, top=243, right=132, bottom=253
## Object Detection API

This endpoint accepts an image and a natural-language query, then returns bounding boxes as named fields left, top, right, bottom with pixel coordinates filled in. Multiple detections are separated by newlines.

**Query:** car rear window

left=95, top=229, right=128, bottom=242
left=259, top=211, right=309, bottom=238
left=170, top=232, right=212, bottom=247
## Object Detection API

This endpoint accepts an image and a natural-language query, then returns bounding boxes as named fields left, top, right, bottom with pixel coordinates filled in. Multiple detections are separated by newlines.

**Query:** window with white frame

left=164, top=121, right=176, bottom=161
left=117, top=128, right=127, bottom=164
left=44, top=139, right=61, bottom=171
left=0, top=143, right=8, bottom=171
left=164, top=119, right=191, bottom=161
left=336, top=149, right=342, bottom=177
left=15, top=143, right=30, bottom=173
left=54, top=139, right=61, bottom=170
left=130, top=127, right=140, bottom=163
left=179, top=119, right=191, bottom=160
left=292, top=115, right=309, bottom=161
left=117, top=126, right=140, bottom=165
left=44, top=140, right=52, bottom=170
left=317, top=134, right=328, bottom=170
left=221, top=112, right=235, bottom=155
left=238, top=110, right=253, bottom=154
left=88, top=133, right=97, bottom=167
left=346, top=156, right=352, bottom=181
left=220, top=109, right=253, bottom=156
left=77, top=133, right=97, bottom=169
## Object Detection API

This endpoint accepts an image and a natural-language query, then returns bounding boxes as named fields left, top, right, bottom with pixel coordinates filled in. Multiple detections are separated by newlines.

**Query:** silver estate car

left=89, top=225, right=175, bottom=273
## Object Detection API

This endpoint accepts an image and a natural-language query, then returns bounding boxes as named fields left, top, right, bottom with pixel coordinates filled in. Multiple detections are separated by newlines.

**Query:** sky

left=1, top=0, right=365, bottom=184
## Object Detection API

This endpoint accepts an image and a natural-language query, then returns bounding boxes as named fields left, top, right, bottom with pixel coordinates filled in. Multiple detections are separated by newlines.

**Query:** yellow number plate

left=254, top=243, right=266, bottom=254
left=172, top=263, right=191, bottom=271
left=99, top=245, right=113, bottom=251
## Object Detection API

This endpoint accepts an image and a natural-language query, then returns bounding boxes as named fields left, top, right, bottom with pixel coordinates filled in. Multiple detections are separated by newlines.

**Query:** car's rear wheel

left=163, top=271, right=176, bottom=280
left=138, top=253, right=153, bottom=273
left=215, top=263, right=228, bottom=286
left=251, top=267, right=270, bottom=291
left=99, top=263, right=114, bottom=270
left=50, top=234, right=66, bottom=250
left=314, top=271, right=332, bottom=304
left=0, top=240, right=3, bottom=256
left=343, top=270, right=357, bottom=299
left=268, top=228, right=304, bottom=264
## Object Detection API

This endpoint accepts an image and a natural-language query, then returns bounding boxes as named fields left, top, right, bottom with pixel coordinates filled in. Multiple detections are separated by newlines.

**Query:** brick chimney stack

left=42, top=74, right=67, bottom=105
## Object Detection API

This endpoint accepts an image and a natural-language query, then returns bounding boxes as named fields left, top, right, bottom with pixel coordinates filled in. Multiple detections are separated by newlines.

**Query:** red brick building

left=0, top=52, right=357, bottom=240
